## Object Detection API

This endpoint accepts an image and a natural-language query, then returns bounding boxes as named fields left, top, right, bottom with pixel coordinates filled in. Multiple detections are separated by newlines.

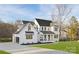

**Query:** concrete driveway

left=0, top=42, right=28, bottom=50
left=0, top=42, right=71, bottom=54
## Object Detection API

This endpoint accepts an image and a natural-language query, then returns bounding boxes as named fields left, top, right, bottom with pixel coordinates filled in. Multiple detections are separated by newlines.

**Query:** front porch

left=39, top=31, right=54, bottom=43
left=39, top=34, right=54, bottom=43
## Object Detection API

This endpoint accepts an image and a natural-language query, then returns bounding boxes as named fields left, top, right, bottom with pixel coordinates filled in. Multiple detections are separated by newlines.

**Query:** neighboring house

left=12, top=18, right=59, bottom=44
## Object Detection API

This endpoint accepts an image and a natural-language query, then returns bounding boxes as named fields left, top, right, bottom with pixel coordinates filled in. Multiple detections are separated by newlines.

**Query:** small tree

left=67, top=16, right=79, bottom=40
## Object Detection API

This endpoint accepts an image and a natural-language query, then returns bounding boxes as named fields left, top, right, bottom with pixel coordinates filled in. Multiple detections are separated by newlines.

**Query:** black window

left=45, top=27, right=46, bottom=31
left=42, top=27, right=43, bottom=31
left=54, top=27, right=58, bottom=31
left=54, top=34, right=58, bottom=38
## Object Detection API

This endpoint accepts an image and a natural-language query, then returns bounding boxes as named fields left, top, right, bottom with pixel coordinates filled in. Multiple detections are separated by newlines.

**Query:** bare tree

left=52, top=4, right=72, bottom=39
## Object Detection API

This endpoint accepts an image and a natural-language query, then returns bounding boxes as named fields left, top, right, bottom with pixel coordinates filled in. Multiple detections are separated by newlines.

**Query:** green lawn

left=33, top=41, right=79, bottom=54
left=0, top=50, right=10, bottom=54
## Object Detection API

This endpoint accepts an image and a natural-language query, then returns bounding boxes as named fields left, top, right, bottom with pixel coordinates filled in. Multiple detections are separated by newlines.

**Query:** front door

left=16, top=37, right=19, bottom=43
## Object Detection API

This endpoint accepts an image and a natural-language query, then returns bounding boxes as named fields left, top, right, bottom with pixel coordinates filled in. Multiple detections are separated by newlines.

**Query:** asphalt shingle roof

left=22, top=20, right=34, bottom=25
left=36, top=18, right=52, bottom=26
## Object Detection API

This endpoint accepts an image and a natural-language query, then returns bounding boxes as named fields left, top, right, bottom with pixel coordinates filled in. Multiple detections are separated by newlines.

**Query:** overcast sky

left=0, top=4, right=79, bottom=23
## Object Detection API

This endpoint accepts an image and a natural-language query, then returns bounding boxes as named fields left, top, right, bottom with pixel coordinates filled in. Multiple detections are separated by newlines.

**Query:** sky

left=0, top=4, right=79, bottom=23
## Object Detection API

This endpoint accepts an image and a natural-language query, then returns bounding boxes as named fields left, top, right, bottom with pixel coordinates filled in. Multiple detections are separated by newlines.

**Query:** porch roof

left=25, top=31, right=34, bottom=34
left=41, top=31, right=54, bottom=34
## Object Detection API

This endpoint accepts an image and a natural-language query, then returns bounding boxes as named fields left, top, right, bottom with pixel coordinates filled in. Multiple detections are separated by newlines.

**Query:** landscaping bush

left=59, top=38, right=79, bottom=41
left=59, top=38, right=70, bottom=41
left=0, top=38, right=12, bottom=42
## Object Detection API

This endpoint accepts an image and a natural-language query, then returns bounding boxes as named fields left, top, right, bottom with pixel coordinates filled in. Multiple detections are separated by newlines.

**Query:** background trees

left=0, top=20, right=17, bottom=42
left=0, top=23, right=17, bottom=38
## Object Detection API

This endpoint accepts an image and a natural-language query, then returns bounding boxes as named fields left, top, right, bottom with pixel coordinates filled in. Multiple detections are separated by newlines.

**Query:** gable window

left=54, top=34, right=58, bottom=38
left=28, top=25, right=31, bottom=31
left=26, top=34, right=33, bottom=39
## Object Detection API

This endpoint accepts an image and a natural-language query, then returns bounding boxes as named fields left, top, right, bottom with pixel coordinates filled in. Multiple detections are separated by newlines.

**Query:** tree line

left=0, top=21, right=17, bottom=38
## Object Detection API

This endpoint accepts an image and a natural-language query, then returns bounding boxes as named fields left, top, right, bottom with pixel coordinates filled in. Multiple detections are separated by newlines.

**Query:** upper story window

left=45, top=27, right=46, bottom=31
left=41, top=26, right=50, bottom=31
left=54, top=27, right=58, bottom=31
left=42, top=26, right=43, bottom=31
left=41, top=26, right=46, bottom=31
left=48, top=27, right=50, bottom=31
left=28, top=25, right=31, bottom=31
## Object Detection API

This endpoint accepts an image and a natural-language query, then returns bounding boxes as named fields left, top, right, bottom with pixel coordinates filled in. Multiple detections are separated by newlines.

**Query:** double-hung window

left=26, top=34, right=33, bottom=39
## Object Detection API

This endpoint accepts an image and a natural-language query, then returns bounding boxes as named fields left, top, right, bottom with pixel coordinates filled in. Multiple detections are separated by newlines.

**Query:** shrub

left=59, top=38, right=70, bottom=41
left=0, top=38, right=12, bottom=42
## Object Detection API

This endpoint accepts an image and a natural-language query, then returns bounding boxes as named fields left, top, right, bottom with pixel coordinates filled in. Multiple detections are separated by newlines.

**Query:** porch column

left=46, top=34, right=48, bottom=41
left=42, top=35, right=44, bottom=41
left=50, top=35, right=51, bottom=41
left=51, top=34, right=54, bottom=41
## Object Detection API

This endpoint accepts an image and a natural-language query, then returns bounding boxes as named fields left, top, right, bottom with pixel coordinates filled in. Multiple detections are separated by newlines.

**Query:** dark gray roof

left=36, top=18, right=52, bottom=26
left=22, top=20, right=34, bottom=25
left=41, top=31, right=54, bottom=34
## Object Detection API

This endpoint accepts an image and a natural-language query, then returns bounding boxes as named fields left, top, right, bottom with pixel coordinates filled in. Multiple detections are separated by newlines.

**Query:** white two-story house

left=12, top=18, right=59, bottom=44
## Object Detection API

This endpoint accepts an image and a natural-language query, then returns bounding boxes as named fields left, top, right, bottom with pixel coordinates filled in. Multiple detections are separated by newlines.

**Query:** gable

left=15, top=23, right=34, bottom=34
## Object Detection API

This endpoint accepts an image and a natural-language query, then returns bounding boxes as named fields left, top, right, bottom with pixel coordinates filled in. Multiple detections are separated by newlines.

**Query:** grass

left=0, top=50, right=10, bottom=54
left=33, top=41, right=79, bottom=54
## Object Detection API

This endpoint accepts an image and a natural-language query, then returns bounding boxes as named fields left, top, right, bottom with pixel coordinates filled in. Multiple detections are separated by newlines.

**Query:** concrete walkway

left=0, top=42, right=71, bottom=54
